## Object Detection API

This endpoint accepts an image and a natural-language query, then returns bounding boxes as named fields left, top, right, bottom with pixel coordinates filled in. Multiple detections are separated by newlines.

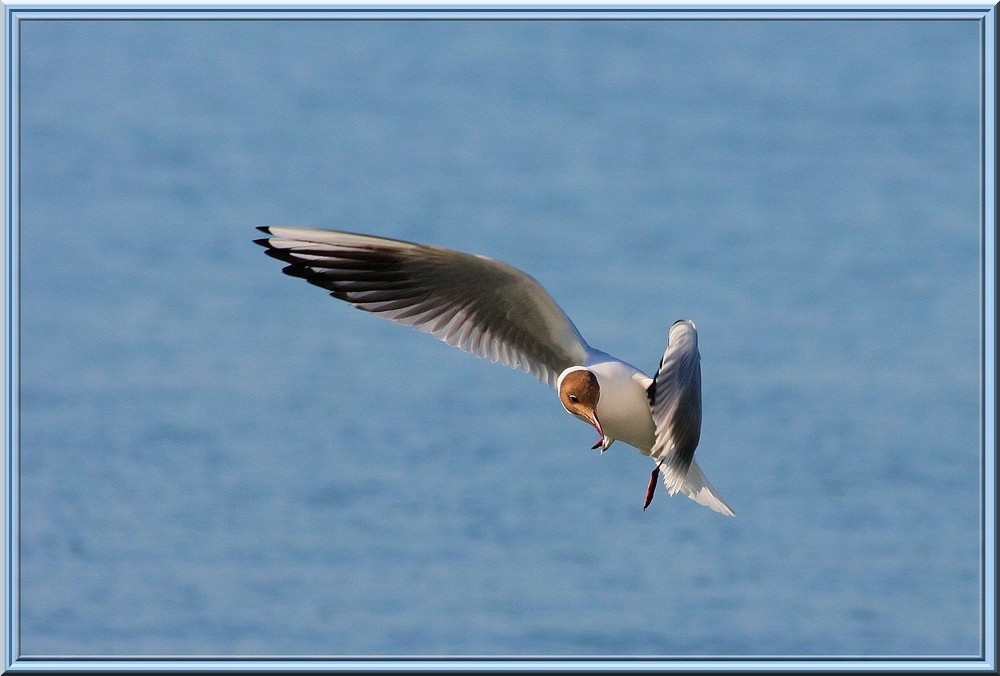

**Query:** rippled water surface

left=16, top=17, right=983, bottom=657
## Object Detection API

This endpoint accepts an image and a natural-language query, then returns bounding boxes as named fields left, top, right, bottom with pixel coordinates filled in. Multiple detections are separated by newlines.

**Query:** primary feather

left=255, top=226, right=591, bottom=387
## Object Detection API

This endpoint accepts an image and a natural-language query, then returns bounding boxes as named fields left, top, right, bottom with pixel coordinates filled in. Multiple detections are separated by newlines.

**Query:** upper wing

left=255, top=226, right=592, bottom=387
left=648, top=320, right=734, bottom=516
left=648, top=321, right=705, bottom=491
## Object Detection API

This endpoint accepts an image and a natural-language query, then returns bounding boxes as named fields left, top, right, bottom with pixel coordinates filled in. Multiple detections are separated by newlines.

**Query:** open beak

left=585, top=412, right=614, bottom=452
left=586, top=412, right=603, bottom=439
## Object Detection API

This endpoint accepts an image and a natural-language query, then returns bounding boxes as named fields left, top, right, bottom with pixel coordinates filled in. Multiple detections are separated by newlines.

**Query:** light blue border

left=3, top=3, right=996, bottom=672
left=0, top=3, right=997, bottom=20
left=2, top=656, right=999, bottom=672
left=4, top=2, right=19, bottom=672
left=981, top=3, right=997, bottom=674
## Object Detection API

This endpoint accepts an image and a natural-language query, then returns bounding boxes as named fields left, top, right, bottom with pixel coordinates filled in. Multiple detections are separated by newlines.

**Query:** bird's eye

left=568, top=394, right=579, bottom=403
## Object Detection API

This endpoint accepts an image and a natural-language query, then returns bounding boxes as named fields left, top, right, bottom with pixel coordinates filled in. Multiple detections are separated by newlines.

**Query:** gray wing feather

left=255, top=226, right=591, bottom=387
left=648, top=320, right=703, bottom=495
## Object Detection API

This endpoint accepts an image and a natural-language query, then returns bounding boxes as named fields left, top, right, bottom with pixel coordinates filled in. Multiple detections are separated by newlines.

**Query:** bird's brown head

left=558, top=368, right=603, bottom=438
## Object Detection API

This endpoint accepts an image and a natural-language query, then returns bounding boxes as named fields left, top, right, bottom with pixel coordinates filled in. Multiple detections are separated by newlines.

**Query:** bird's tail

left=664, top=458, right=735, bottom=517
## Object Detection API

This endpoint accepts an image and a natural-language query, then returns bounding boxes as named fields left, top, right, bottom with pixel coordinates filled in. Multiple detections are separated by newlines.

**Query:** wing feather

left=648, top=320, right=703, bottom=492
left=255, top=226, right=591, bottom=387
left=649, top=320, right=733, bottom=516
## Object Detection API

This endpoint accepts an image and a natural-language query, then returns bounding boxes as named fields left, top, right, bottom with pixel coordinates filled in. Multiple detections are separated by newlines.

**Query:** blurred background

left=15, top=17, right=982, bottom=656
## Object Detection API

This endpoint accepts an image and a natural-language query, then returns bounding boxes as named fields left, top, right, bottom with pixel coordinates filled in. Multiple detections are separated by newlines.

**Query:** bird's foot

left=643, top=467, right=659, bottom=510
left=591, top=436, right=615, bottom=453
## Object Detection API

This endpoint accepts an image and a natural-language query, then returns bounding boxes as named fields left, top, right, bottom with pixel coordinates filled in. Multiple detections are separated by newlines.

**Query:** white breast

left=584, top=353, right=657, bottom=454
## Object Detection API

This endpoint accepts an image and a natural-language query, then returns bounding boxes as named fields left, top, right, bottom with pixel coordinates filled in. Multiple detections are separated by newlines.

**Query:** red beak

left=586, top=412, right=604, bottom=440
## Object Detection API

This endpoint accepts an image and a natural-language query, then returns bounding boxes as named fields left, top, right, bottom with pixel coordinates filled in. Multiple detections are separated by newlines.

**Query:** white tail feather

left=662, top=458, right=735, bottom=517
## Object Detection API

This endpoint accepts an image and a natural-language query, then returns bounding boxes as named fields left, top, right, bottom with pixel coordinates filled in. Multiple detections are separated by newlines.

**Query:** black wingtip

left=263, top=248, right=300, bottom=265
left=281, top=264, right=314, bottom=279
left=254, top=226, right=274, bottom=248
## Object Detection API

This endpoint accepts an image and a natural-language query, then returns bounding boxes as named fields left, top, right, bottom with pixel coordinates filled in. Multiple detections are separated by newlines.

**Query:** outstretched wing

left=255, top=226, right=591, bottom=388
left=648, top=320, right=733, bottom=516
left=648, top=320, right=703, bottom=489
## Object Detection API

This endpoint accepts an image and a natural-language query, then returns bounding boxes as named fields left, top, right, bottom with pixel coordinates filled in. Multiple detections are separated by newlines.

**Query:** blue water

left=15, top=18, right=982, bottom=657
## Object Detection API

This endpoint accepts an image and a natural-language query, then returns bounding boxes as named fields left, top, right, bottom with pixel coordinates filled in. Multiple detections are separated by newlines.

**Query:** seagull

left=255, top=226, right=734, bottom=516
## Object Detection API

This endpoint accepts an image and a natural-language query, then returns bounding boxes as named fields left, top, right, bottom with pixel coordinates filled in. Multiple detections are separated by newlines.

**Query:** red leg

left=643, top=467, right=659, bottom=510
